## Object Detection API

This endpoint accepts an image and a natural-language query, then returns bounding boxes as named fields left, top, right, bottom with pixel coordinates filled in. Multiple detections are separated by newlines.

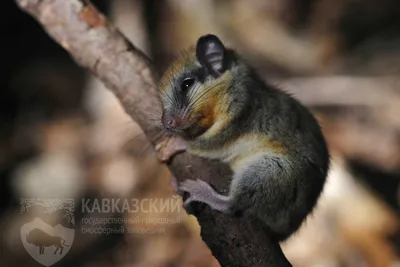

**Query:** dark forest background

left=2, top=0, right=400, bottom=266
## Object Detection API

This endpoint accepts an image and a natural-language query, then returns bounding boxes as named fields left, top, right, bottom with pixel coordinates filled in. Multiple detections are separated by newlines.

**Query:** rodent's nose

left=165, top=119, right=177, bottom=130
left=162, top=113, right=181, bottom=130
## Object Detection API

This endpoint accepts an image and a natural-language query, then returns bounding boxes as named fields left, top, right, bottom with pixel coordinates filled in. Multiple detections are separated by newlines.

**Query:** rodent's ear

left=196, top=34, right=227, bottom=78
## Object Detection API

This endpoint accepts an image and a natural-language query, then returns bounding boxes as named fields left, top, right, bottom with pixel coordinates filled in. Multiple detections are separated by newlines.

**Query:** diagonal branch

left=15, top=0, right=292, bottom=266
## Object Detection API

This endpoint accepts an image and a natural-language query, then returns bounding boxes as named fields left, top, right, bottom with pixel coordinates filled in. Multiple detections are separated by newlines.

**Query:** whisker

left=158, top=89, right=176, bottom=109
left=187, top=82, right=223, bottom=109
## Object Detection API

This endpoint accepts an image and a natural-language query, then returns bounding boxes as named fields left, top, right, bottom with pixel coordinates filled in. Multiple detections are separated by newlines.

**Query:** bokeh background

left=2, top=0, right=400, bottom=266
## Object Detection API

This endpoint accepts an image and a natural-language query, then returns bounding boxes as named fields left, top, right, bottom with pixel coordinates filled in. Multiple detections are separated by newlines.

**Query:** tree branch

left=15, top=0, right=292, bottom=266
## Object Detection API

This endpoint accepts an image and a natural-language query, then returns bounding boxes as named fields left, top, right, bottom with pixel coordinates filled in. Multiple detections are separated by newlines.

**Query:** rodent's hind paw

left=180, top=179, right=210, bottom=212
left=179, top=179, right=213, bottom=203
left=182, top=195, right=202, bottom=215
left=179, top=179, right=230, bottom=212
left=183, top=196, right=196, bottom=209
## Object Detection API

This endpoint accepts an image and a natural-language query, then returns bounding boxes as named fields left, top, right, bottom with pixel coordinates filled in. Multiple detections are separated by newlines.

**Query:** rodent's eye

left=180, top=77, right=195, bottom=91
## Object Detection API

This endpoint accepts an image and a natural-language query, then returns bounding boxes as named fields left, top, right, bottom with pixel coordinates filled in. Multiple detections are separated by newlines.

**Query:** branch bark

left=15, top=0, right=292, bottom=266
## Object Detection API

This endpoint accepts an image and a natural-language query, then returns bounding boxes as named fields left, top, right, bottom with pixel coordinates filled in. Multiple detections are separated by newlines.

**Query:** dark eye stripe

left=180, top=77, right=195, bottom=91
left=192, top=67, right=206, bottom=83
left=172, top=66, right=207, bottom=108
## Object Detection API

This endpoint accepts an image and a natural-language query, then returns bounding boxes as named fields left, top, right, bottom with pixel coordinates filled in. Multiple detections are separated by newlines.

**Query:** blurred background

left=2, top=0, right=400, bottom=266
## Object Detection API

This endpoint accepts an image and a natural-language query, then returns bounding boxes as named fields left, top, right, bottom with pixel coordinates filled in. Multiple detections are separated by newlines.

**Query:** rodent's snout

left=162, top=112, right=185, bottom=131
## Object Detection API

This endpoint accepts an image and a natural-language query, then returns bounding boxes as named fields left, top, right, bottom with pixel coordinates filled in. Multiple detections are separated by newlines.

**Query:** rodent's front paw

left=155, top=136, right=187, bottom=163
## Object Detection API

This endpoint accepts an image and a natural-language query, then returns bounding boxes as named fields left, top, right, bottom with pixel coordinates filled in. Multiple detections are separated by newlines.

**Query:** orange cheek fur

left=197, top=110, right=215, bottom=129
left=191, top=90, right=222, bottom=130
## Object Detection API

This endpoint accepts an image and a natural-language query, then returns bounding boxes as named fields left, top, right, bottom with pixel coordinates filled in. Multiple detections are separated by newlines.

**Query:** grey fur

left=160, top=35, right=330, bottom=241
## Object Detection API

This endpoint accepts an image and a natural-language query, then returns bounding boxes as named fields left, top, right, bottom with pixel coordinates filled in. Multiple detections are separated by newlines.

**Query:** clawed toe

left=179, top=179, right=198, bottom=192
left=183, top=196, right=195, bottom=208
left=179, top=179, right=230, bottom=213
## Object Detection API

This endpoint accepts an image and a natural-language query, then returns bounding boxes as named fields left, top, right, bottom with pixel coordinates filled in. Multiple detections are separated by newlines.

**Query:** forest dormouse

left=157, top=34, right=330, bottom=241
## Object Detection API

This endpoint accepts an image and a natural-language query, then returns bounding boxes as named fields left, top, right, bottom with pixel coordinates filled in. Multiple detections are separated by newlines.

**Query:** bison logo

left=26, top=228, right=69, bottom=255
left=20, top=198, right=74, bottom=266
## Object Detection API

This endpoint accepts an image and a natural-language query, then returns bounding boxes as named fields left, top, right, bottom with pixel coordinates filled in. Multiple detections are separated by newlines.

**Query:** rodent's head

left=159, top=34, right=237, bottom=139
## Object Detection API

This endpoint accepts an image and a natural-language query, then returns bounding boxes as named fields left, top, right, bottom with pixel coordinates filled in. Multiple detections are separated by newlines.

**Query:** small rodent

left=158, top=34, right=330, bottom=241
